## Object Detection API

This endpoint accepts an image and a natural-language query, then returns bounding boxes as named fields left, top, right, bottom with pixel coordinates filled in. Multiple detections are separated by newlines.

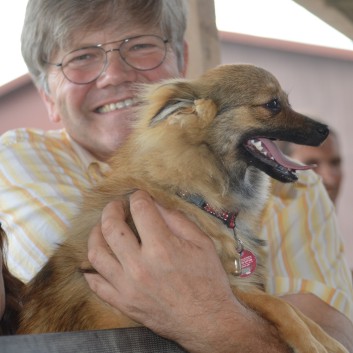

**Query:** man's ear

left=38, top=88, right=62, bottom=123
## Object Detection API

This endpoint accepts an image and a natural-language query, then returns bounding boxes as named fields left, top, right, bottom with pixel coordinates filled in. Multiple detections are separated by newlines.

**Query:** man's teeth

left=98, top=98, right=137, bottom=113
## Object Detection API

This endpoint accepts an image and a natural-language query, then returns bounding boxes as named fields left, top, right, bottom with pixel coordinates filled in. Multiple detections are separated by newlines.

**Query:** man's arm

left=0, top=129, right=87, bottom=282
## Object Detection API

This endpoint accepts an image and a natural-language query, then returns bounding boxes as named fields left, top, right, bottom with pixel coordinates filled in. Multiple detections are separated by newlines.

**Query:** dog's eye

left=265, top=99, right=281, bottom=113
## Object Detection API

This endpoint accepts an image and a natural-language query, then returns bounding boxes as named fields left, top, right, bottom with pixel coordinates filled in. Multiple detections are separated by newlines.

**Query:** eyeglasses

left=46, top=35, right=169, bottom=84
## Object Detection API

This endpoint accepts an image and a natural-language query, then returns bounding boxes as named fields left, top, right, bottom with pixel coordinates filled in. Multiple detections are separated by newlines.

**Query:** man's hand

left=84, top=190, right=291, bottom=353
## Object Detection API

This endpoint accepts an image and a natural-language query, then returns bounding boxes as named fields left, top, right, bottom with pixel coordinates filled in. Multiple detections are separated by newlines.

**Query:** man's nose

left=96, top=50, right=136, bottom=87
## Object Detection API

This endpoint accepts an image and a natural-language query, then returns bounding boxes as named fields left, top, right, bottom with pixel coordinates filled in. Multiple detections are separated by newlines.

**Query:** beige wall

left=0, top=77, right=56, bottom=133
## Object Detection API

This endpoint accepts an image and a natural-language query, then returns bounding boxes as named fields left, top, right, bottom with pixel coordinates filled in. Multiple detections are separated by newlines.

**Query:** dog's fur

left=0, top=225, right=24, bottom=335
left=18, top=64, right=347, bottom=352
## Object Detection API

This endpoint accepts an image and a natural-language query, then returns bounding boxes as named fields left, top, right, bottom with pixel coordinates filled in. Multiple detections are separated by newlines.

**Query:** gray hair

left=21, top=0, right=188, bottom=91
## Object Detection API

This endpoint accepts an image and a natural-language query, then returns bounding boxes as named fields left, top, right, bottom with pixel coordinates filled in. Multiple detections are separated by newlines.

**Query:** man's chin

left=104, top=128, right=133, bottom=154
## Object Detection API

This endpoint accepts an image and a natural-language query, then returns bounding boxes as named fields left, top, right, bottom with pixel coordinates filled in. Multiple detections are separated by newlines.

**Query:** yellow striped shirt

left=1, top=128, right=352, bottom=323
left=262, top=174, right=353, bottom=323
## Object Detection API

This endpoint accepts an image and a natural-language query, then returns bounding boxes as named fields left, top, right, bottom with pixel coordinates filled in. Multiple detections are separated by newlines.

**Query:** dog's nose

left=318, top=125, right=329, bottom=138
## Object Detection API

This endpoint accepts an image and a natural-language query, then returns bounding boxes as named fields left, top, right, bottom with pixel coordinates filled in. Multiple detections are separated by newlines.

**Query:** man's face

left=42, top=25, right=187, bottom=161
left=290, top=134, right=343, bottom=204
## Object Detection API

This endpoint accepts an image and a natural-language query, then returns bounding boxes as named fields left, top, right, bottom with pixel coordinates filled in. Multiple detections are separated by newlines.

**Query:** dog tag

left=239, top=250, right=256, bottom=278
left=233, top=254, right=242, bottom=276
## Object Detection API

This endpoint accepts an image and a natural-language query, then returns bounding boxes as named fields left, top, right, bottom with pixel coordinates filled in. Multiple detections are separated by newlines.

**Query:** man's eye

left=330, top=158, right=342, bottom=167
left=128, top=43, right=159, bottom=54
left=65, top=49, right=101, bottom=67
left=70, top=54, right=91, bottom=63
left=265, top=99, right=281, bottom=113
left=132, top=43, right=152, bottom=50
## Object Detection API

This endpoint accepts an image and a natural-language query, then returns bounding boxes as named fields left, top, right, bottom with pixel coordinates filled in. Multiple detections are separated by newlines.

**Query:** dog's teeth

left=249, top=139, right=275, bottom=160
left=252, top=140, right=264, bottom=153
left=253, top=141, right=262, bottom=149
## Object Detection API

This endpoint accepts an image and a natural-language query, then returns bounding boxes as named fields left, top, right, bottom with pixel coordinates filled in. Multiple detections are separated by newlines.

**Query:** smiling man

left=0, top=1, right=352, bottom=352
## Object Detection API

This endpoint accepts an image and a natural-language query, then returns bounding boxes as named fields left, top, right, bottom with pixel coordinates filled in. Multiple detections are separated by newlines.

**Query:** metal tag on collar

left=233, top=229, right=257, bottom=278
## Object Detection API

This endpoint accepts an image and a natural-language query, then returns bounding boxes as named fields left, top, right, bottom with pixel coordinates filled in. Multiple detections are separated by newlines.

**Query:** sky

left=1, top=0, right=353, bottom=87
left=0, top=0, right=28, bottom=86
left=214, top=0, right=353, bottom=49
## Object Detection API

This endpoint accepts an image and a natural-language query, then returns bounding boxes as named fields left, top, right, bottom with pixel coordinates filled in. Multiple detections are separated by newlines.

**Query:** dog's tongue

left=258, top=137, right=313, bottom=170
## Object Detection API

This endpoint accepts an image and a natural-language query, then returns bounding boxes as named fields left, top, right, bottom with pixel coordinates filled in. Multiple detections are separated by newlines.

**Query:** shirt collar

left=66, top=132, right=111, bottom=182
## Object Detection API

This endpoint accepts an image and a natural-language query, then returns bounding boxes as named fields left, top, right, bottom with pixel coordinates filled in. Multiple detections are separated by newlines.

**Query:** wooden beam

left=293, top=0, right=353, bottom=41
left=185, top=0, right=220, bottom=78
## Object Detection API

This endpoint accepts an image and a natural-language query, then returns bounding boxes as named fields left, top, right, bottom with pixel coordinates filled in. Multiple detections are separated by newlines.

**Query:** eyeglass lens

left=61, top=35, right=167, bottom=84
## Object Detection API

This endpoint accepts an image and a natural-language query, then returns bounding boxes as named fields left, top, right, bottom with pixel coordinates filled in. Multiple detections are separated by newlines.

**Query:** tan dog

left=18, top=64, right=347, bottom=352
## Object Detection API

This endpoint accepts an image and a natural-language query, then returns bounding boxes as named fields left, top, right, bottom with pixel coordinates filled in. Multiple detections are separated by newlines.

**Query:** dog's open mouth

left=244, top=137, right=313, bottom=182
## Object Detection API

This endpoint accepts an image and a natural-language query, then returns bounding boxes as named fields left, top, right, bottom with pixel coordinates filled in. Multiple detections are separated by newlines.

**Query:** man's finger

left=100, top=200, right=141, bottom=265
left=129, top=190, right=175, bottom=246
left=87, top=220, right=124, bottom=282
left=156, top=203, right=213, bottom=247
left=84, top=272, right=123, bottom=307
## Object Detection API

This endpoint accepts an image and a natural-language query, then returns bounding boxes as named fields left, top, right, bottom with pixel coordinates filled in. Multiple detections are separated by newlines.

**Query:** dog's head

left=135, top=64, right=328, bottom=185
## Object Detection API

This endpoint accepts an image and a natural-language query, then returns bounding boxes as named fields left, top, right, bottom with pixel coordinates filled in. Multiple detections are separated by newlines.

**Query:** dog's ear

left=149, top=82, right=218, bottom=129
left=150, top=98, right=195, bottom=127
left=176, top=98, right=218, bottom=129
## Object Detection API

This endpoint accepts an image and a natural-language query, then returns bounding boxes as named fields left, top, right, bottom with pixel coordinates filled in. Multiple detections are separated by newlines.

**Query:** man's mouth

left=96, top=98, right=139, bottom=113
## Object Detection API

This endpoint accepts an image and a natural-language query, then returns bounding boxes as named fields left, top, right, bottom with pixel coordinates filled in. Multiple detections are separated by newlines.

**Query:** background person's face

left=290, top=134, right=343, bottom=203
left=42, top=25, right=187, bottom=161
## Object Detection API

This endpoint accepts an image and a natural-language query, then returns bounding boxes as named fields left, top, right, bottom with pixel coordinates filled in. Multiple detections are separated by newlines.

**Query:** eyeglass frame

left=44, top=34, right=169, bottom=85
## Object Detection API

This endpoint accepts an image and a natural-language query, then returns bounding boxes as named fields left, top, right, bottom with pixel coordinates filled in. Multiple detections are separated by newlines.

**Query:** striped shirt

left=1, top=128, right=352, bottom=323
